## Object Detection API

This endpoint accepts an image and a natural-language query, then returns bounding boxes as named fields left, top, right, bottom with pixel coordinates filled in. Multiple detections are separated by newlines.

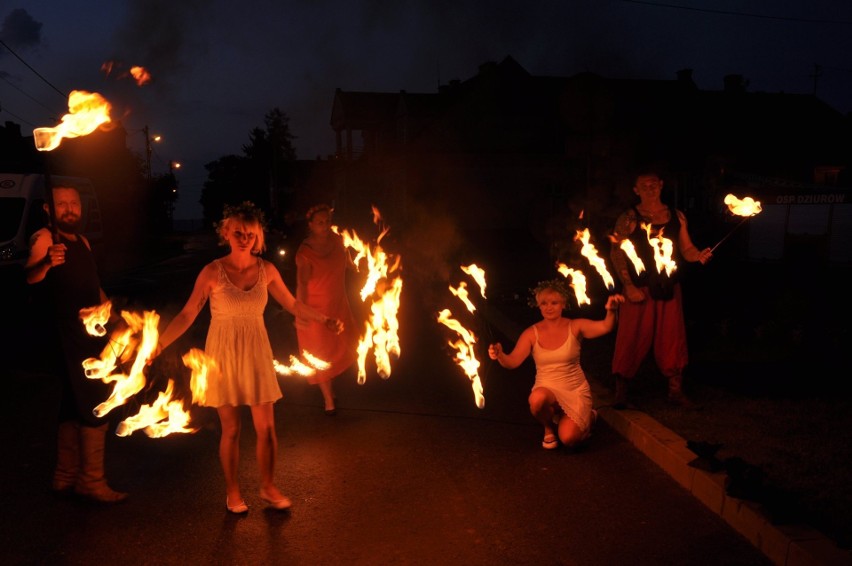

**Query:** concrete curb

left=590, top=380, right=852, bottom=566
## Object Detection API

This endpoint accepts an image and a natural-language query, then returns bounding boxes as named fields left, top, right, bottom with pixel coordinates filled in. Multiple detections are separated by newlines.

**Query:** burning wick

left=710, top=194, right=763, bottom=253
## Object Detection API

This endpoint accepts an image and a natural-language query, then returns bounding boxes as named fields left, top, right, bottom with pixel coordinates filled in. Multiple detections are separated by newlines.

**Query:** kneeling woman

left=488, top=280, right=623, bottom=450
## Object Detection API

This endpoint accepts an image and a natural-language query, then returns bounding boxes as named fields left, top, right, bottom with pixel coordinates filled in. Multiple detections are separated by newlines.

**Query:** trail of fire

left=333, top=206, right=402, bottom=383
left=575, top=228, right=615, bottom=291
left=115, top=380, right=195, bottom=438
left=556, top=262, right=590, bottom=305
left=81, top=306, right=160, bottom=418
left=273, top=350, right=331, bottom=377
left=618, top=239, right=646, bottom=275
left=437, top=264, right=490, bottom=408
left=80, top=304, right=203, bottom=436
left=115, top=348, right=215, bottom=437
left=450, top=281, right=477, bottom=312
left=436, top=308, right=485, bottom=409
left=460, top=263, right=487, bottom=298
left=645, top=224, right=677, bottom=276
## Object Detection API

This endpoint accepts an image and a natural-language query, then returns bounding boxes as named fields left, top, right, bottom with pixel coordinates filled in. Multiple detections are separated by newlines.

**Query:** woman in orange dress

left=295, top=204, right=358, bottom=415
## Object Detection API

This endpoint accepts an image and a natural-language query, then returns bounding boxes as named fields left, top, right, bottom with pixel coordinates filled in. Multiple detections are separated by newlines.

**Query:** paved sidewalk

left=589, top=379, right=852, bottom=566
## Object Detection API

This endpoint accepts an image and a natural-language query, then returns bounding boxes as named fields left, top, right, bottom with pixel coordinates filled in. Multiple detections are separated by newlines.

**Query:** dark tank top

left=625, top=205, right=682, bottom=300
left=43, top=233, right=102, bottom=319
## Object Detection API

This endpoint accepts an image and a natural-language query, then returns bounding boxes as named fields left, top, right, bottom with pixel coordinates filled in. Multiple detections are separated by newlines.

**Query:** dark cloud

left=0, top=8, right=42, bottom=50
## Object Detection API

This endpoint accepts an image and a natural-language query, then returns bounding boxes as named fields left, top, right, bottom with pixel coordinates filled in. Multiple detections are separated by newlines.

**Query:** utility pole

left=143, top=125, right=152, bottom=181
left=811, top=64, right=822, bottom=96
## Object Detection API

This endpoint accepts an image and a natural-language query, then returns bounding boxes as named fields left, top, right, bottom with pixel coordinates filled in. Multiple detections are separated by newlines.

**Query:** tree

left=200, top=108, right=298, bottom=227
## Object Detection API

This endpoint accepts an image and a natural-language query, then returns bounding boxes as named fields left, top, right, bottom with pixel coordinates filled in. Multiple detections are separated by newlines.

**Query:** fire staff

left=609, top=171, right=712, bottom=409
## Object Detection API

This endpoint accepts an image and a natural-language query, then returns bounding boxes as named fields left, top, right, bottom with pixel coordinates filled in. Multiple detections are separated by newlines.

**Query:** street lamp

left=136, top=125, right=162, bottom=180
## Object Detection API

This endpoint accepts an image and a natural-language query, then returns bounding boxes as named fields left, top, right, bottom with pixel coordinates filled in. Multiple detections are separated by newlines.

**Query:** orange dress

left=295, top=235, right=358, bottom=384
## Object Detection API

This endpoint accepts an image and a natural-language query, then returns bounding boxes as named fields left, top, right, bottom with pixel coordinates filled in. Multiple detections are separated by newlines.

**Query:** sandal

left=542, top=433, right=558, bottom=450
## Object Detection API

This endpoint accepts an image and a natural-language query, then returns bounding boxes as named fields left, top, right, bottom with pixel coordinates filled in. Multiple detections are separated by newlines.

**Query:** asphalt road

left=0, top=233, right=771, bottom=566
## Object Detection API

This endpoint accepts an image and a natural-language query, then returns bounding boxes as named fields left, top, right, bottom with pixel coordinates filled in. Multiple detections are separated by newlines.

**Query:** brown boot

left=613, top=375, right=629, bottom=410
left=75, top=424, right=128, bottom=503
left=53, top=421, right=80, bottom=492
left=667, top=374, right=695, bottom=408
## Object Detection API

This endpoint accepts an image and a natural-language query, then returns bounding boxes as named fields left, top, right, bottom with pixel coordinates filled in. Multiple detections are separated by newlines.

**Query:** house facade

left=328, top=56, right=851, bottom=265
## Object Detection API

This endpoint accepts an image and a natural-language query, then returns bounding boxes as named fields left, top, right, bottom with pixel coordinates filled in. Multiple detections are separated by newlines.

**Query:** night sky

left=2, top=1, right=851, bottom=218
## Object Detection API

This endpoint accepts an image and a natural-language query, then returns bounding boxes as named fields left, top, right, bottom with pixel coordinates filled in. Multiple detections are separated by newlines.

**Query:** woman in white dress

left=489, top=280, right=623, bottom=450
left=155, top=202, right=343, bottom=513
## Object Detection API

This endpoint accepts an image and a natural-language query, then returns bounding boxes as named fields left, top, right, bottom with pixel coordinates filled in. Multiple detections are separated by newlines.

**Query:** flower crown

left=306, top=203, right=333, bottom=220
left=222, top=201, right=267, bottom=227
left=527, top=278, right=572, bottom=309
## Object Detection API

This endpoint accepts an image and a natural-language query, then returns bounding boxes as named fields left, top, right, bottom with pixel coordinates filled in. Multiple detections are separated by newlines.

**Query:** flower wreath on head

left=305, top=203, right=333, bottom=221
left=527, top=278, right=572, bottom=309
left=217, top=201, right=267, bottom=245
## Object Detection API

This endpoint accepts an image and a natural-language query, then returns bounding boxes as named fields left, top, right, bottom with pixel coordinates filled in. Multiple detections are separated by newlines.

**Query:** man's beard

left=55, top=214, right=81, bottom=233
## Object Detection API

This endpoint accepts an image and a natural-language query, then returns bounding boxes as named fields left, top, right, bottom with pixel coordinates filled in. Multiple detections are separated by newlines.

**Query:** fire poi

left=711, top=193, right=764, bottom=253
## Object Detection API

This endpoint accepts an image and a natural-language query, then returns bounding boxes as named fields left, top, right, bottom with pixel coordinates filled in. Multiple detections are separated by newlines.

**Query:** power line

left=0, top=73, right=59, bottom=115
left=0, top=103, right=38, bottom=127
left=618, top=0, right=852, bottom=25
left=0, top=38, right=67, bottom=98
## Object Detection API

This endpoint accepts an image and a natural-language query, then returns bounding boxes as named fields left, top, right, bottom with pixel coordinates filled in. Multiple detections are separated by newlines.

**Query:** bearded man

left=26, top=184, right=127, bottom=503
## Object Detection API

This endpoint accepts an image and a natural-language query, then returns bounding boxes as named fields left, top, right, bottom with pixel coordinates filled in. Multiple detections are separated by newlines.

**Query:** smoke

left=112, top=1, right=213, bottom=82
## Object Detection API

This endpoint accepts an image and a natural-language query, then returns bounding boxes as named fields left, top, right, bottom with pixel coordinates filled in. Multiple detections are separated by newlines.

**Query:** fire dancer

left=609, top=171, right=712, bottom=409
left=295, top=204, right=358, bottom=415
left=152, top=202, right=342, bottom=514
left=25, top=184, right=128, bottom=503
left=488, top=279, right=624, bottom=450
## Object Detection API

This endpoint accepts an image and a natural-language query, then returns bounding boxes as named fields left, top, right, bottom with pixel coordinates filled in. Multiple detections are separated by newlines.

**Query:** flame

left=79, top=301, right=112, bottom=337
left=81, top=308, right=160, bottom=418
left=724, top=194, right=763, bottom=217
left=33, top=90, right=112, bottom=151
left=619, top=239, right=646, bottom=275
left=130, top=66, right=151, bottom=86
left=115, top=380, right=196, bottom=438
left=556, top=262, right=590, bottom=305
left=357, top=277, right=403, bottom=382
left=102, top=60, right=152, bottom=86
left=437, top=308, right=485, bottom=409
left=78, top=306, right=210, bottom=438
left=181, top=348, right=216, bottom=405
left=335, top=207, right=403, bottom=383
left=575, top=228, right=615, bottom=290
left=645, top=224, right=677, bottom=276
left=450, top=281, right=477, bottom=313
left=460, top=264, right=487, bottom=298
left=273, top=350, right=331, bottom=377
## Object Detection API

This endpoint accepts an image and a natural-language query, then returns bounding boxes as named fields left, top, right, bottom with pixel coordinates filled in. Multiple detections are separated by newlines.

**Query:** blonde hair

left=528, top=278, right=571, bottom=308
left=217, top=201, right=267, bottom=254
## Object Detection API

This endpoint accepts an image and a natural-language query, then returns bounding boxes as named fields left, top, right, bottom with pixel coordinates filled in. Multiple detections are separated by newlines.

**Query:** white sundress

left=531, top=323, right=593, bottom=433
left=202, top=258, right=282, bottom=407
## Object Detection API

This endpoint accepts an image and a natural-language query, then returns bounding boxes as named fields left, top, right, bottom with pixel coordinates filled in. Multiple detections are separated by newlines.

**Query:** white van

left=0, top=173, right=103, bottom=270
